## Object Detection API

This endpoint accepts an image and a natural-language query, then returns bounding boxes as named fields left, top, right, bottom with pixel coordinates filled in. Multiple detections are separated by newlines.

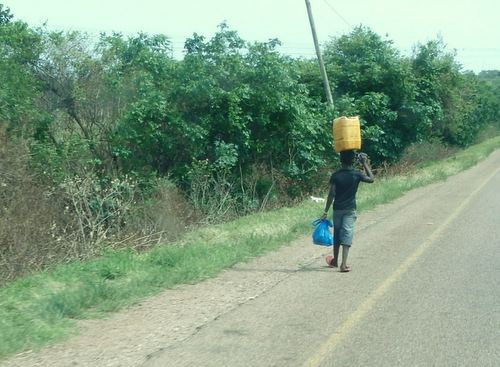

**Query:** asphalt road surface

left=145, top=150, right=500, bottom=367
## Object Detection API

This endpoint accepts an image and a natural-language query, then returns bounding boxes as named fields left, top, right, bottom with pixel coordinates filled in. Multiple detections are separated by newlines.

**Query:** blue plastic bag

left=312, top=219, right=334, bottom=246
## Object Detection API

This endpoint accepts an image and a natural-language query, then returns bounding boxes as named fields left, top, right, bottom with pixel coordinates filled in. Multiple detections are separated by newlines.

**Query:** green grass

left=1, top=136, right=500, bottom=360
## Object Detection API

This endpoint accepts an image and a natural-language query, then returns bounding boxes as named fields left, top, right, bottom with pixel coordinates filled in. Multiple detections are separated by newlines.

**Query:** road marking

left=302, top=162, right=500, bottom=367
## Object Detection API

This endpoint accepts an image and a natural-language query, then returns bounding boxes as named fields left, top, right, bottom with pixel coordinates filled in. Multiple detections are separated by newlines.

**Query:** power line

left=322, top=0, right=354, bottom=29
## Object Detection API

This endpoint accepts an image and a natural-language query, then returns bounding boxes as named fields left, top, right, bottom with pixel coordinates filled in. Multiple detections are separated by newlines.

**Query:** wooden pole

left=305, top=0, right=334, bottom=107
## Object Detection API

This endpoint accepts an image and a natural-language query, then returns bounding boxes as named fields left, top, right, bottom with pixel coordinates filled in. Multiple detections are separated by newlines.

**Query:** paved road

left=145, top=150, right=500, bottom=367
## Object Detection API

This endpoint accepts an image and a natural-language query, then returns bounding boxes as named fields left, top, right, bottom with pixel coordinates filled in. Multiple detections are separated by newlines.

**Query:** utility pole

left=305, top=0, right=334, bottom=107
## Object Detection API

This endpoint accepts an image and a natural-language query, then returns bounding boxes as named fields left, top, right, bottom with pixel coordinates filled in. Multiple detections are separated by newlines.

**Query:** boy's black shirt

left=329, top=168, right=370, bottom=211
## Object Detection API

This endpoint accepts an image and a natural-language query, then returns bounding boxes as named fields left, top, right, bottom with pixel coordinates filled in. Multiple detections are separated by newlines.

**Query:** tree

left=0, top=6, right=45, bottom=137
left=0, top=4, right=13, bottom=25
left=411, top=40, right=480, bottom=146
left=322, top=26, right=418, bottom=164
left=106, top=32, right=187, bottom=175
left=175, top=24, right=331, bottom=186
left=474, top=70, right=500, bottom=133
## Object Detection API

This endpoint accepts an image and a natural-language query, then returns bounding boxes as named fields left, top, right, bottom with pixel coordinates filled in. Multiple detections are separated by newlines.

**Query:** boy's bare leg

left=332, top=244, right=340, bottom=267
left=341, top=245, right=350, bottom=272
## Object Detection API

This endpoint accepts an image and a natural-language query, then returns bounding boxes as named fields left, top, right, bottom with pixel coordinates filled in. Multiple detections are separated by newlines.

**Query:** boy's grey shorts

left=333, top=210, right=357, bottom=246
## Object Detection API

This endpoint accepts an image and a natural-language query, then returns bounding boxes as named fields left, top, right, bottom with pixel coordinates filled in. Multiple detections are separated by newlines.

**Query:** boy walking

left=320, top=151, right=374, bottom=272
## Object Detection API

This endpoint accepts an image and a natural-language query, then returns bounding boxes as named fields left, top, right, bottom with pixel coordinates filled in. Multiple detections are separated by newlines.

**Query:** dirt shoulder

left=2, top=233, right=326, bottom=366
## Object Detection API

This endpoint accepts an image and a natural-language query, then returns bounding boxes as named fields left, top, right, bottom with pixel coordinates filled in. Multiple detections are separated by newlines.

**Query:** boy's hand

left=320, top=213, right=327, bottom=221
left=358, top=152, right=369, bottom=164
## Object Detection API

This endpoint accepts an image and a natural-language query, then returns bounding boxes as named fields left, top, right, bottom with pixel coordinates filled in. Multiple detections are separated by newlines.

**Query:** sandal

left=326, top=256, right=338, bottom=268
left=340, top=266, right=351, bottom=272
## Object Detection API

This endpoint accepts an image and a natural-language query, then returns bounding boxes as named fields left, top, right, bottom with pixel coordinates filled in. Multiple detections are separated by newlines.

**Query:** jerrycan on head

left=333, top=116, right=361, bottom=153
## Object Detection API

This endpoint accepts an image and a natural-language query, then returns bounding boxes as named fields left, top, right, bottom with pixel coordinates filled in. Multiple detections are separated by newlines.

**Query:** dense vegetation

left=1, top=4, right=499, bottom=285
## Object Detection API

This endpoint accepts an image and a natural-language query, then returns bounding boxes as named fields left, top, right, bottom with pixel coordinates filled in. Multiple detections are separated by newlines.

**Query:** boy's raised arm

left=359, top=153, right=374, bottom=183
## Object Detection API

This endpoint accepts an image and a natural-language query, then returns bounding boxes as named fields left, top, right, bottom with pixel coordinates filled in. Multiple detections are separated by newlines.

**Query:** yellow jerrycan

left=333, top=116, right=361, bottom=153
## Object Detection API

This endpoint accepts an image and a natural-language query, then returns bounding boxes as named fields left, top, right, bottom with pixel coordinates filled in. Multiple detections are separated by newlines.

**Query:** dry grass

left=0, top=132, right=77, bottom=285
left=0, top=130, right=192, bottom=286
left=378, top=139, right=461, bottom=176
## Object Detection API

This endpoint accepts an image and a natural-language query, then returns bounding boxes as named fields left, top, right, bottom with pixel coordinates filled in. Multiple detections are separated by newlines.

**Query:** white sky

left=6, top=0, right=500, bottom=73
